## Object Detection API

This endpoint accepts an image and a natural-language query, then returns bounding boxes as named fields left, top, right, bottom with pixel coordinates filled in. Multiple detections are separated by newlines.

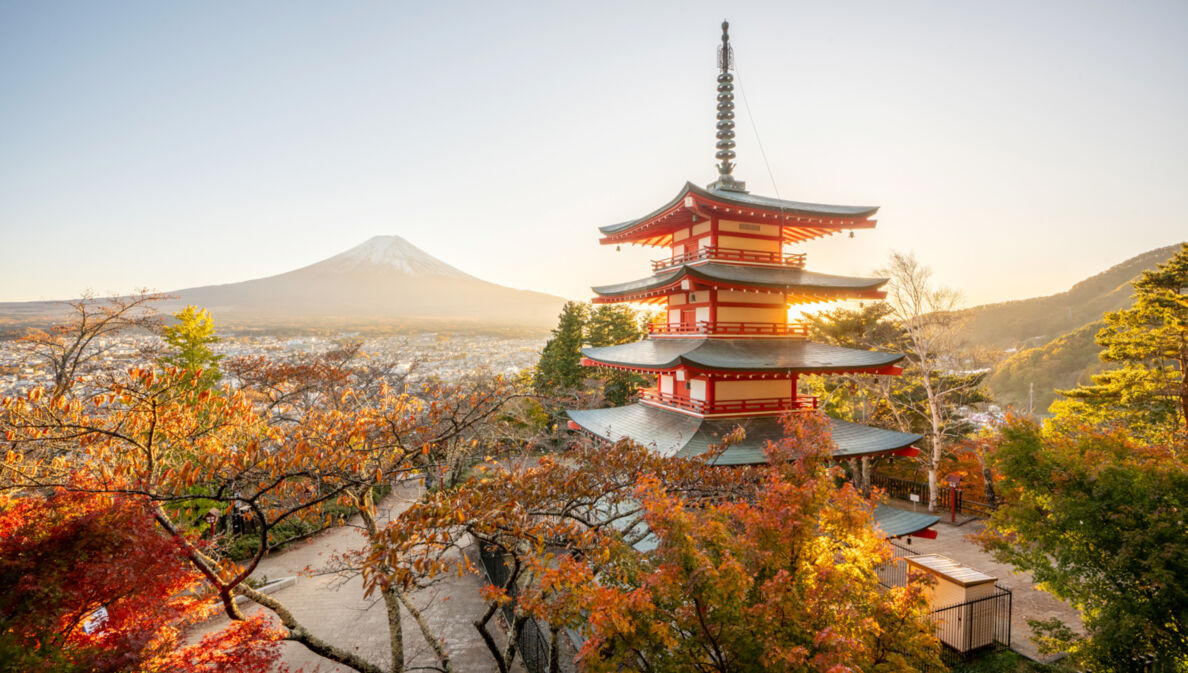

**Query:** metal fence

left=877, top=542, right=1013, bottom=665
left=927, top=587, right=1012, bottom=664
left=869, top=472, right=1002, bottom=518
left=875, top=539, right=917, bottom=588
left=870, top=472, right=962, bottom=511
left=476, top=543, right=573, bottom=673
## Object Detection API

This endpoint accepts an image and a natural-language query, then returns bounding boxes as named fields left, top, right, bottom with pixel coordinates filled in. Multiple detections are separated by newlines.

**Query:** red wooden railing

left=652, top=246, right=806, bottom=272
left=648, top=320, right=809, bottom=337
left=638, top=389, right=819, bottom=415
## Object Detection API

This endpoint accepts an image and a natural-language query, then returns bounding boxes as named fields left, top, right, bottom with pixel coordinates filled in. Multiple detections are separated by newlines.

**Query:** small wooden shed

left=905, top=554, right=999, bottom=653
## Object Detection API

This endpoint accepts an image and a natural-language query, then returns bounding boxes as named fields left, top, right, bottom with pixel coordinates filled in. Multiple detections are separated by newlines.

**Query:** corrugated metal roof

left=565, top=403, right=922, bottom=464
left=582, top=338, right=904, bottom=373
left=592, top=263, right=887, bottom=297
left=904, top=554, right=997, bottom=586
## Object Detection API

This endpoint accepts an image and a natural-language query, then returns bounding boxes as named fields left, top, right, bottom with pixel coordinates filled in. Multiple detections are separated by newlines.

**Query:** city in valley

left=0, top=331, right=546, bottom=399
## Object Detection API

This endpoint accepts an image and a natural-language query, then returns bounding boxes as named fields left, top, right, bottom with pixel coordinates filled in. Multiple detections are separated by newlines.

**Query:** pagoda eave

left=591, top=263, right=889, bottom=305
left=565, top=404, right=923, bottom=463
left=592, top=286, right=887, bottom=305
left=598, top=182, right=879, bottom=247
left=580, top=357, right=903, bottom=377
left=581, top=339, right=904, bottom=373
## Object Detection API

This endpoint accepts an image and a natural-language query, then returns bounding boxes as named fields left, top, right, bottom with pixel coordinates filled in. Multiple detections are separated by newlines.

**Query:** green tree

left=978, top=418, right=1188, bottom=669
left=159, top=305, right=222, bottom=389
left=585, top=304, right=646, bottom=347
left=806, top=299, right=988, bottom=498
left=1051, top=243, right=1188, bottom=442
left=585, top=304, right=649, bottom=406
left=533, top=301, right=588, bottom=393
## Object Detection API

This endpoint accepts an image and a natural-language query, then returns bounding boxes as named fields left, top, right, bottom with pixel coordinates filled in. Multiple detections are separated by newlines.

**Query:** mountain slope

left=984, top=321, right=1107, bottom=412
left=955, top=244, right=1183, bottom=350
left=964, top=242, right=1184, bottom=412
left=0, top=236, right=567, bottom=333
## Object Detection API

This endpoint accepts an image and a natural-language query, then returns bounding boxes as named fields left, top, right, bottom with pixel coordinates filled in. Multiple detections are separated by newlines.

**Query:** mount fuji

left=168, top=235, right=566, bottom=329
left=0, top=236, right=567, bottom=332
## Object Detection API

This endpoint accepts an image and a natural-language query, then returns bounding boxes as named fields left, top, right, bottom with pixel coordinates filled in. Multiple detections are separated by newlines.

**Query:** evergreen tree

left=979, top=418, right=1188, bottom=669
left=159, top=305, right=223, bottom=389
left=1051, top=243, right=1188, bottom=442
left=585, top=304, right=649, bottom=406
left=534, top=301, right=588, bottom=393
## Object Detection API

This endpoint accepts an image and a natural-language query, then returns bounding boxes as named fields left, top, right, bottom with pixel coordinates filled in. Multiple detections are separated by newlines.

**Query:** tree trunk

left=396, top=588, right=452, bottom=673
left=860, top=456, right=871, bottom=495
left=1178, top=343, right=1187, bottom=436
left=548, top=624, right=561, bottom=673
left=928, top=422, right=943, bottom=513
left=357, top=487, right=404, bottom=673
left=982, top=463, right=998, bottom=507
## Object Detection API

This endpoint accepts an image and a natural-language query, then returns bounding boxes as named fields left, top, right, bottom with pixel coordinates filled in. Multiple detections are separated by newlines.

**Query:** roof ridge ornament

left=708, top=20, right=747, bottom=194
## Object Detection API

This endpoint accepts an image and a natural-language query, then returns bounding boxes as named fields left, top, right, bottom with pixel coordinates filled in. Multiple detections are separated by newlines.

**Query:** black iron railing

left=928, top=587, right=1012, bottom=664
left=870, top=472, right=962, bottom=512
left=476, top=543, right=573, bottom=673
left=876, top=541, right=1012, bottom=666
left=870, top=472, right=1002, bottom=518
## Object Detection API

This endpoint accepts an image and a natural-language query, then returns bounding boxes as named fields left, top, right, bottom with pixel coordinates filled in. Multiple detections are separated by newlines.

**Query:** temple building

left=567, top=21, right=938, bottom=539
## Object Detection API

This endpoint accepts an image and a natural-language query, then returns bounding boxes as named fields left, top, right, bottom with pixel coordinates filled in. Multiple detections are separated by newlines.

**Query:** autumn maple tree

left=0, top=486, right=285, bottom=673
left=367, top=414, right=942, bottom=673
left=15, top=290, right=163, bottom=400
left=3, top=302, right=521, bottom=673
left=574, top=413, right=942, bottom=673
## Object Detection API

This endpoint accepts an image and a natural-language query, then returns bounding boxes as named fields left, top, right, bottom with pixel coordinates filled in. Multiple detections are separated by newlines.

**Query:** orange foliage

left=0, top=487, right=284, bottom=672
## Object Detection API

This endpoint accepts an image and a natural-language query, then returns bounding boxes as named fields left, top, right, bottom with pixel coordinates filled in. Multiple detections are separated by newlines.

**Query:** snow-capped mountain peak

left=312, top=235, right=473, bottom=278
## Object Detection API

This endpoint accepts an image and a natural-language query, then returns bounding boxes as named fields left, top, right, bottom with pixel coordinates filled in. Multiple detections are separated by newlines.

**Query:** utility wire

left=733, top=60, right=783, bottom=201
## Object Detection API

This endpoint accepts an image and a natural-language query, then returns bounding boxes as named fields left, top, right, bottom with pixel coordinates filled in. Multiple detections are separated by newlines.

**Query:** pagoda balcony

left=638, top=389, right=820, bottom=416
left=652, top=246, right=806, bottom=272
left=648, top=320, right=810, bottom=338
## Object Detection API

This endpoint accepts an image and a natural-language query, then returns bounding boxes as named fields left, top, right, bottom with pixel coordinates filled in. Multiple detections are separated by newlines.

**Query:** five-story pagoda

left=567, top=22, right=938, bottom=538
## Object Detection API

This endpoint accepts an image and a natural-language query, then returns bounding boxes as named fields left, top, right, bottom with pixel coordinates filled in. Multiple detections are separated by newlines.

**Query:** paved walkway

left=885, top=502, right=1085, bottom=662
left=190, top=484, right=512, bottom=672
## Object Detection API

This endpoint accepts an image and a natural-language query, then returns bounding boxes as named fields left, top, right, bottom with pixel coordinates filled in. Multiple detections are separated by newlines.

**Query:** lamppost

left=945, top=473, right=962, bottom=523
left=204, top=508, right=220, bottom=538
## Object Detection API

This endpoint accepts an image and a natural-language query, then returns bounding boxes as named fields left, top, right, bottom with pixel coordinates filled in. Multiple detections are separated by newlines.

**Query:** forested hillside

left=984, top=321, right=1106, bottom=412
left=955, top=244, right=1182, bottom=350
left=964, top=243, right=1183, bottom=412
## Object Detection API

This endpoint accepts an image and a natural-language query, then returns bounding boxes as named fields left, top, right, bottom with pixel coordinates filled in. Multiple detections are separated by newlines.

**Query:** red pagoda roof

left=599, top=182, right=878, bottom=247
left=591, top=262, right=887, bottom=304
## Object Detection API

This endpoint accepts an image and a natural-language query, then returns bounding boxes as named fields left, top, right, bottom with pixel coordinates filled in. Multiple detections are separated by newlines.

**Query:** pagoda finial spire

left=709, top=20, right=746, bottom=193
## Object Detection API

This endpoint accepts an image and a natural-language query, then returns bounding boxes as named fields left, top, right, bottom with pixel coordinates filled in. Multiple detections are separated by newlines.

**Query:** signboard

left=82, top=606, right=109, bottom=635
left=909, top=493, right=921, bottom=503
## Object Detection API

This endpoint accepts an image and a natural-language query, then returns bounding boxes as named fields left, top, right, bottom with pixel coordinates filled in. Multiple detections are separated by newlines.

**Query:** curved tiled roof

left=581, top=338, right=904, bottom=373
left=873, top=505, right=941, bottom=539
left=565, top=403, right=922, bottom=465
left=592, top=263, right=888, bottom=298
left=599, top=182, right=879, bottom=236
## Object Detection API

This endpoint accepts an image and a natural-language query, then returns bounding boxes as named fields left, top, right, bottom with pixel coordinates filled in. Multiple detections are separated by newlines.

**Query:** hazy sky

left=2, top=1, right=1185, bottom=307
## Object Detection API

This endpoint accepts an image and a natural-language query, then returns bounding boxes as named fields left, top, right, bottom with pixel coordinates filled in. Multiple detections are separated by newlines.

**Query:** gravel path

left=189, top=483, right=510, bottom=672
